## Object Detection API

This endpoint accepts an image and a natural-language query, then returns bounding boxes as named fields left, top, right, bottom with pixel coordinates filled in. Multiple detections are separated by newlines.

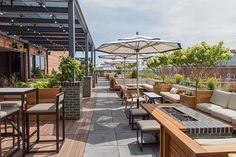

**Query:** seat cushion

left=0, top=107, right=19, bottom=118
left=126, top=97, right=146, bottom=103
left=170, top=88, right=179, bottom=94
left=210, top=90, right=231, bottom=108
left=195, top=138, right=236, bottom=145
left=142, top=83, right=154, bottom=92
left=27, top=103, right=62, bottom=113
left=130, top=109, right=148, bottom=116
left=137, top=120, right=160, bottom=132
left=211, top=109, right=236, bottom=122
left=228, top=93, right=236, bottom=111
left=160, top=92, right=180, bottom=103
left=0, top=101, right=26, bottom=107
left=196, top=103, right=223, bottom=114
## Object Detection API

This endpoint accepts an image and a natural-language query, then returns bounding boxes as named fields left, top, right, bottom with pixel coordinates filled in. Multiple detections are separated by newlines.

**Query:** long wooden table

left=141, top=103, right=236, bottom=157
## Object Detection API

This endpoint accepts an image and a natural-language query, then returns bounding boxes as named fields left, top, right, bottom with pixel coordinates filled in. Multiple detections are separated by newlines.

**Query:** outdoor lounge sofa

left=196, top=90, right=236, bottom=125
left=113, top=78, right=162, bottom=92
left=159, top=84, right=189, bottom=103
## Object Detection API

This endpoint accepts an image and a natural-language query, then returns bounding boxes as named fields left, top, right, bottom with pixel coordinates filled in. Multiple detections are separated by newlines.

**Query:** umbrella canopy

left=96, top=33, right=182, bottom=108
left=99, top=54, right=151, bottom=84
left=99, top=54, right=151, bottom=60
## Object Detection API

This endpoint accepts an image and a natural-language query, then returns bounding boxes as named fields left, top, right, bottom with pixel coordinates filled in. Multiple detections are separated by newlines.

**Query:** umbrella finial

left=136, top=32, right=139, bottom=35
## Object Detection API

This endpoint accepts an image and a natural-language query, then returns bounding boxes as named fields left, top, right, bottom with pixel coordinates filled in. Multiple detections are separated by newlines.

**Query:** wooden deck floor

left=1, top=90, right=96, bottom=157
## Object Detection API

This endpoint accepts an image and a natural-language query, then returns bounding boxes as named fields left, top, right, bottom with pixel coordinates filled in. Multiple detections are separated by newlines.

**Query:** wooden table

left=141, top=103, right=236, bottom=157
left=0, top=88, right=38, bottom=156
left=143, top=92, right=163, bottom=104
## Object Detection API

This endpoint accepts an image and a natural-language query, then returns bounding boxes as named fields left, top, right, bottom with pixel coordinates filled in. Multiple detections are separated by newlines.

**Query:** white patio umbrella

left=99, top=54, right=151, bottom=85
left=96, top=32, right=182, bottom=107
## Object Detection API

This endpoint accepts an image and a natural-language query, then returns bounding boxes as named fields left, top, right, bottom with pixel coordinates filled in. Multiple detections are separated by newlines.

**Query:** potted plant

left=174, top=41, right=232, bottom=102
left=180, top=89, right=196, bottom=108
left=89, top=63, right=96, bottom=88
left=59, top=56, right=85, bottom=120
left=175, top=74, right=183, bottom=84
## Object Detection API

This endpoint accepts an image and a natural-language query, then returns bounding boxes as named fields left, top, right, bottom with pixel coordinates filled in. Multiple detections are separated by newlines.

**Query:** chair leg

left=131, top=116, right=134, bottom=130
left=62, top=109, right=65, bottom=141
left=56, top=112, right=59, bottom=153
left=128, top=113, right=131, bottom=125
left=17, top=111, right=20, bottom=150
left=36, top=114, right=40, bottom=142
left=0, top=125, right=2, bottom=157
left=140, top=132, right=143, bottom=152
left=12, top=114, right=15, bottom=148
left=26, top=113, right=30, bottom=153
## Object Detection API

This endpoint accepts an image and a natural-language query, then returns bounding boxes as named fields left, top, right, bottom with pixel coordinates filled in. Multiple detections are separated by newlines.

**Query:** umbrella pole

left=123, top=57, right=126, bottom=86
left=136, top=52, right=140, bottom=108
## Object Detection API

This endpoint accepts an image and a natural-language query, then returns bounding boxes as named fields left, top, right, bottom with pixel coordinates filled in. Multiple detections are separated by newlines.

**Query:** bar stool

left=0, top=106, right=20, bottom=157
left=136, top=120, right=160, bottom=151
left=129, top=109, right=149, bottom=130
left=26, top=92, right=65, bottom=153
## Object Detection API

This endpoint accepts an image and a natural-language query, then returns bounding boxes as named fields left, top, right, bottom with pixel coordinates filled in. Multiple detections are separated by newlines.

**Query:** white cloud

left=78, top=0, right=236, bottom=63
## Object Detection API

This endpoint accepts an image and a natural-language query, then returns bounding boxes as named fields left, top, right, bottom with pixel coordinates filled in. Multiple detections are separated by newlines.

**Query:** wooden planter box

left=180, top=94, right=196, bottom=108
left=196, top=90, right=213, bottom=103
left=154, top=83, right=172, bottom=94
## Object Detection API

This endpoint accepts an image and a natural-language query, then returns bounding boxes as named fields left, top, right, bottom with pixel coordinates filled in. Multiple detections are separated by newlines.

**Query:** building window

left=30, top=55, right=45, bottom=78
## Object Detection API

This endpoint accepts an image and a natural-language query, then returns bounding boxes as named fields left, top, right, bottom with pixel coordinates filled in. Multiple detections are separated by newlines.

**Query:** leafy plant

left=147, top=54, right=170, bottom=82
left=184, top=90, right=194, bottom=96
left=206, top=77, right=219, bottom=90
left=34, top=67, right=44, bottom=78
left=89, top=63, right=95, bottom=74
left=59, top=56, right=84, bottom=81
left=175, top=74, right=183, bottom=84
left=131, top=70, right=137, bottom=78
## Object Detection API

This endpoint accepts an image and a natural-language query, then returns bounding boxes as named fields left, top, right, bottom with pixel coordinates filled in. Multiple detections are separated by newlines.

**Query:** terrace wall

left=47, top=51, right=69, bottom=73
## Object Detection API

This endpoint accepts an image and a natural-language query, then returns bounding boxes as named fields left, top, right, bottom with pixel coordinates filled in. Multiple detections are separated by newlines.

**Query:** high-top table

left=0, top=88, right=38, bottom=156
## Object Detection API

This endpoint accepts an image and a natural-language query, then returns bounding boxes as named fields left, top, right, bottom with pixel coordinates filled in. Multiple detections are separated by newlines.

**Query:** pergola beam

left=0, top=26, right=83, bottom=33
left=0, top=17, right=80, bottom=24
left=0, top=5, right=68, bottom=13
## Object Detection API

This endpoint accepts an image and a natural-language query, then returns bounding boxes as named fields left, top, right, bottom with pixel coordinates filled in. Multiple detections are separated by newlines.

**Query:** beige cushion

left=146, top=79, right=155, bottom=86
left=137, top=120, right=160, bottom=132
left=27, top=103, right=62, bottom=113
left=0, top=101, right=26, bottom=107
left=170, top=88, right=179, bottom=94
left=160, top=92, right=180, bottom=103
left=210, top=90, right=231, bottom=108
left=126, top=97, right=146, bottom=103
left=195, top=138, right=236, bottom=145
left=228, top=93, right=236, bottom=111
left=211, top=109, right=236, bottom=122
left=232, top=117, right=236, bottom=125
left=142, top=83, right=154, bottom=92
left=196, top=103, right=223, bottom=114
left=0, top=107, right=19, bottom=118
left=130, top=109, right=148, bottom=116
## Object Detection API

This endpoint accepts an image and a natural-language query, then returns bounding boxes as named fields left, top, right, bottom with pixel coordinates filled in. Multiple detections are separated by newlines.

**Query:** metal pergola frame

left=0, top=0, right=95, bottom=76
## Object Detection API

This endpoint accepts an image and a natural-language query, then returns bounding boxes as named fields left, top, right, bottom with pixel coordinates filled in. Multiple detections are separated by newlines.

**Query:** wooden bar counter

left=141, top=103, right=236, bottom=157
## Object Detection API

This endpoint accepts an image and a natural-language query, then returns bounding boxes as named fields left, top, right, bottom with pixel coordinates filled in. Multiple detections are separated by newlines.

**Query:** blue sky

left=78, top=0, right=236, bottom=65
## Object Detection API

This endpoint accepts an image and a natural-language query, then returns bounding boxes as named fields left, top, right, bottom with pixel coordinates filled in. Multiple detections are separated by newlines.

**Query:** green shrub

left=206, top=77, right=219, bottom=90
left=59, top=56, right=84, bottom=81
left=131, top=70, right=137, bottom=78
left=175, top=74, right=183, bottom=84
left=184, top=89, right=194, bottom=96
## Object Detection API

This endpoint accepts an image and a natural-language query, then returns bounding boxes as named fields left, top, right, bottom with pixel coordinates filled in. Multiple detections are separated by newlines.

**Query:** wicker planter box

left=180, top=94, right=196, bottom=108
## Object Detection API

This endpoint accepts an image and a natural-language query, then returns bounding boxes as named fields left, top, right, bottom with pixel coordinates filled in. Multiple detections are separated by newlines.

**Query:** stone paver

left=84, top=78, right=159, bottom=157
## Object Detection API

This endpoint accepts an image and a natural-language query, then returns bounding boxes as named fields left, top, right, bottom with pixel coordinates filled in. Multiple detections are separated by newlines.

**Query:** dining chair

left=0, top=106, right=20, bottom=156
left=26, top=92, right=65, bottom=153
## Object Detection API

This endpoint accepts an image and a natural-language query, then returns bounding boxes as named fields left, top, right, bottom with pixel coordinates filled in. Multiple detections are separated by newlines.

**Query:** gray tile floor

left=84, top=78, right=160, bottom=157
